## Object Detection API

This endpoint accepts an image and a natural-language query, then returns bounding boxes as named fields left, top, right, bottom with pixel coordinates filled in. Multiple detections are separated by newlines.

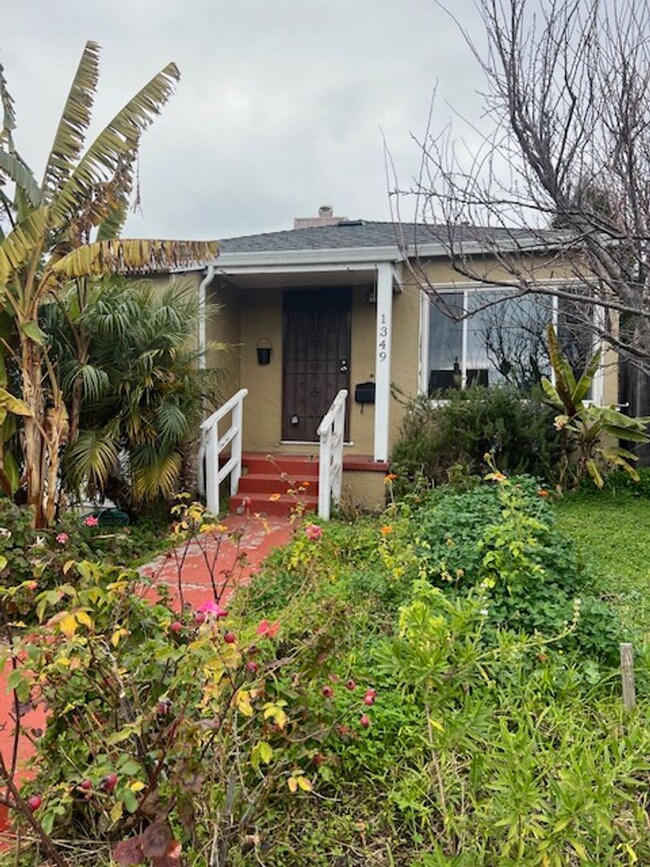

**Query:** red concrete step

left=230, top=491, right=318, bottom=517
left=242, top=453, right=319, bottom=478
left=238, top=473, right=318, bottom=495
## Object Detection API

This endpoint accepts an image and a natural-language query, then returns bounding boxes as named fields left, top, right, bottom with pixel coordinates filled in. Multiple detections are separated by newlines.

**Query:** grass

left=554, top=489, right=650, bottom=641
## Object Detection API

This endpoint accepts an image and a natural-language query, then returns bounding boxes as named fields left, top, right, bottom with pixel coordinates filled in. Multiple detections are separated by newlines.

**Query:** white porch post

left=374, top=263, right=393, bottom=463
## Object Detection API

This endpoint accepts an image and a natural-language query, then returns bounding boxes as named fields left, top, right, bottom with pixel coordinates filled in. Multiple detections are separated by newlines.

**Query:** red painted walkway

left=140, top=513, right=295, bottom=609
left=0, top=512, right=295, bottom=840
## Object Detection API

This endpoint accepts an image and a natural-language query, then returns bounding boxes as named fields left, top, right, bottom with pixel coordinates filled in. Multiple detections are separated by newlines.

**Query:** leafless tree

left=395, top=0, right=650, bottom=417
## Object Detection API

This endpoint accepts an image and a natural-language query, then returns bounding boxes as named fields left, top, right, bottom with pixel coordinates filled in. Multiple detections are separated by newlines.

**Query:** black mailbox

left=355, top=381, right=376, bottom=405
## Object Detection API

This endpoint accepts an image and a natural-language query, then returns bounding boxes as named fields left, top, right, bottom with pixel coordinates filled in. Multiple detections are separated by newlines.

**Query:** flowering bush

left=0, top=507, right=374, bottom=865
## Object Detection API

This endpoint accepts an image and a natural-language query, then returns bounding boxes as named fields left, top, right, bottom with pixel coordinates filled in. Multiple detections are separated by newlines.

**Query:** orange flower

left=384, top=473, right=397, bottom=484
left=302, top=481, right=311, bottom=488
left=269, top=493, right=281, bottom=501
left=380, top=525, right=393, bottom=536
left=538, top=489, right=550, bottom=497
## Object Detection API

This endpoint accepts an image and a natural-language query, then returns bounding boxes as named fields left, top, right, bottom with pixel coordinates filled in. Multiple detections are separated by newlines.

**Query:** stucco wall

left=205, top=278, right=421, bottom=457
left=203, top=253, right=619, bottom=462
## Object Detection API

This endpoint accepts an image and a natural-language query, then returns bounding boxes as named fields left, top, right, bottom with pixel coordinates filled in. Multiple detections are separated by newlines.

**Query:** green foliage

left=42, top=277, right=223, bottom=511
left=0, top=485, right=646, bottom=865
left=392, top=387, right=562, bottom=492
left=543, top=324, right=650, bottom=487
left=412, top=475, right=622, bottom=662
left=0, top=499, right=170, bottom=623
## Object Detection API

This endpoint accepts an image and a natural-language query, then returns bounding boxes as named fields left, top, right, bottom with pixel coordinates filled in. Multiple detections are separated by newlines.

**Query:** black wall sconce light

left=256, top=338, right=272, bottom=365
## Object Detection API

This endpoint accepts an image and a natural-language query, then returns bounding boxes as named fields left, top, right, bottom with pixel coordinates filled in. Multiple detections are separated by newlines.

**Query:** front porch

left=229, top=451, right=389, bottom=517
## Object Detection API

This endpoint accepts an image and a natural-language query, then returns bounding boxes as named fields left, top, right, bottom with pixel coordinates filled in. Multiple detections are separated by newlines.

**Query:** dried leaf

left=140, top=820, right=172, bottom=860
left=113, top=837, right=145, bottom=866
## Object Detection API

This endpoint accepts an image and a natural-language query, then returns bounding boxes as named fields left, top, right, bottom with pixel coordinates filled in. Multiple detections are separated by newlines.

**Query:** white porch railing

left=199, top=388, right=248, bottom=514
left=317, top=389, right=348, bottom=520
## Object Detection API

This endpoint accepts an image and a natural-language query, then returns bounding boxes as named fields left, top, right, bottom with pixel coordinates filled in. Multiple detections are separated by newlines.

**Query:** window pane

left=466, top=290, right=553, bottom=390
left=428, top=293, right=463, bottom=393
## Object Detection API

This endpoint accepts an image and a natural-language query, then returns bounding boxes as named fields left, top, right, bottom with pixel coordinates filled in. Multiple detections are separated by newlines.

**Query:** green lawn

left=554, top=492, right=650, bottom=641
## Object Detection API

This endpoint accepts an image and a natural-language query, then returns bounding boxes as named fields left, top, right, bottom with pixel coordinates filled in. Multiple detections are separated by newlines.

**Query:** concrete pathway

left=140, top=513, right=295, bottom=609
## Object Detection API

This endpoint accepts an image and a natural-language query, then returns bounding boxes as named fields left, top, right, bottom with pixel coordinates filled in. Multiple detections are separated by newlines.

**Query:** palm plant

left=45, top=278, right=221, bottom=509
left=0, top=42, right=217, bottom=525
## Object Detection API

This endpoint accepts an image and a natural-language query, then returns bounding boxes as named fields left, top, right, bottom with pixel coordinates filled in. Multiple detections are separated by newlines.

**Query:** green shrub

left=391, top=386, right=561, bottom=491
left=412, top=477, right=622, bottom=662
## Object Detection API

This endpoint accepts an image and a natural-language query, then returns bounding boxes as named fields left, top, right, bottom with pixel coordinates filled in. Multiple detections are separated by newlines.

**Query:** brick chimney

left=294, top=205, right=348, bottom=229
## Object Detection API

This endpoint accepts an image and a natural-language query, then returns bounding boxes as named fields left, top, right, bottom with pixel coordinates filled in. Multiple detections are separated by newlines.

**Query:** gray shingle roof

left=217, top=220, right=543, bottom=255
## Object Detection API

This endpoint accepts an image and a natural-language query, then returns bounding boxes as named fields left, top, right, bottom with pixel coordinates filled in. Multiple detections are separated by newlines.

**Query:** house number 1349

left=378, top=314, right=388, bottom=361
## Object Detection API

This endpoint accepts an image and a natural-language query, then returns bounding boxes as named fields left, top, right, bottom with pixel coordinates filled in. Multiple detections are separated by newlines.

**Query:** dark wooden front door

left=282, top=288, right=351, bottom=441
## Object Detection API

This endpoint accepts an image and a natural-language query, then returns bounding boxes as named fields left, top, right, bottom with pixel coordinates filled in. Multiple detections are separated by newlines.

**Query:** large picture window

left=425, top=287, right=597, bottom=397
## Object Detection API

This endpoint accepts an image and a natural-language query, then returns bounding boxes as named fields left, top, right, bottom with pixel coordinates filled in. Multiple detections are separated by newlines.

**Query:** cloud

left=2, top=0, right=487, bottom=240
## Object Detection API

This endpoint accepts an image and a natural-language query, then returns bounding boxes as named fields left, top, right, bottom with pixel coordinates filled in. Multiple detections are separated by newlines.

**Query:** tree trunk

left=20, top=339, right=47, bottom=527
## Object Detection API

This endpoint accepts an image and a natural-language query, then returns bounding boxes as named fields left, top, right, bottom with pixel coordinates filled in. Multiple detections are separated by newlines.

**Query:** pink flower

left=56, top=532, right=69, bottom=544
left=83, top=516, right=99, bottom=527
left=197, top=599, right=228, bottom=618
left=304, top=524, right=323, bottom=541
left=242, top=496, right=252, bottom=509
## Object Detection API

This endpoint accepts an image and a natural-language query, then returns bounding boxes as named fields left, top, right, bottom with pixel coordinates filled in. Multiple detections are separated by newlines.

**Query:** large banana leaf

left=546, top=324, right=578, bottom=413
left=41, top=41, right=100, bottom=199
left=0, top=150, right=42, bottom=208
left=572, top=345, right=601, bottom=403
left=0, top=207, right=49, bottom=286
left=49, top=239, right=218, bottom=278
left=0, top=63, right=15, bottom=145
left=51, top=62, right=180, bottom=226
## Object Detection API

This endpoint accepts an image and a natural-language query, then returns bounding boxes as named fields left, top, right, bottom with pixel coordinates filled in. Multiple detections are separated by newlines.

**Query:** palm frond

left=0, top=63, right=16, bottom=146
left=156, top=401, right=190, bottom=447
left=51, top=63, right=180, bottom=225
left=130, top=443, right=182, bottom=502
left=0, top=151, right=42, bottom=208
left=62, top=428, right=119, bottom=495
left=0, top=207, right=49, bottom=287
left=47, top=238, right=218, bottom=278
left=42, top=41, right=100, bottom=199
left=64, top=363, right=110, bottom=403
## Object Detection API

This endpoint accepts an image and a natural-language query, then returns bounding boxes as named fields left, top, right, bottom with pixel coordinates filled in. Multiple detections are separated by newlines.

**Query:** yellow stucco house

left=186, top=207, right=616, bottom=517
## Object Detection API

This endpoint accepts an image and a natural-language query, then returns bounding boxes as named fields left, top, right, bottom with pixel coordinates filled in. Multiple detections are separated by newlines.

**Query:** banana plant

left=0, top=42, right=217, bottom=525
left=541, top=325, right=650, bottom=487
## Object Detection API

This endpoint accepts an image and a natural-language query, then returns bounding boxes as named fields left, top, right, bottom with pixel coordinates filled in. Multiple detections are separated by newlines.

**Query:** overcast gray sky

left=2, top=0, right=486, bottom=242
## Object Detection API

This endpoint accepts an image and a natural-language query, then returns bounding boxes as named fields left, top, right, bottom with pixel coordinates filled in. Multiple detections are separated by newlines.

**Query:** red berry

left=224, top=631, right=236, bottom=644
left=102, top=773, right=118, bottom=792
left=170, top=621, right=183, bottom=634
left=27, top=794, right=42, bottom=812
left=80, top=779, right=92, bottom=791
left=245, top=660, right=259, bottom=674
left=360, top=714, right=371, bottom=728
left=363, top=694, right=375, bottom=706
left=365, top=688, right=377, bottom=698
left=194, top=611, right=206, bottom=625
left=321, top=685, right=333, bottom=699
left=157, top=698, right=172, bottom=715
left=345, top=679, right=356, bottom=691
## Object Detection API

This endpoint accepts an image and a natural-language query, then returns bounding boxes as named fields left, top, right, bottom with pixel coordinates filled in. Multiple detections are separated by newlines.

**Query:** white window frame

left=419, top=282, right=605, bottom=406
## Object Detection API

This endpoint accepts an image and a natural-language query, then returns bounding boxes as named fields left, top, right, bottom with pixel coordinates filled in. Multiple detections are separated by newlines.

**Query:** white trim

left=198, top=264, right=215, bottom=372
left=374, top=263, right=393, bottom=462
left=216, top=246, right=401, bottom=269
left=216, top=262, right=381, bottom=277
left=418, top=290, right=430, bottom=394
